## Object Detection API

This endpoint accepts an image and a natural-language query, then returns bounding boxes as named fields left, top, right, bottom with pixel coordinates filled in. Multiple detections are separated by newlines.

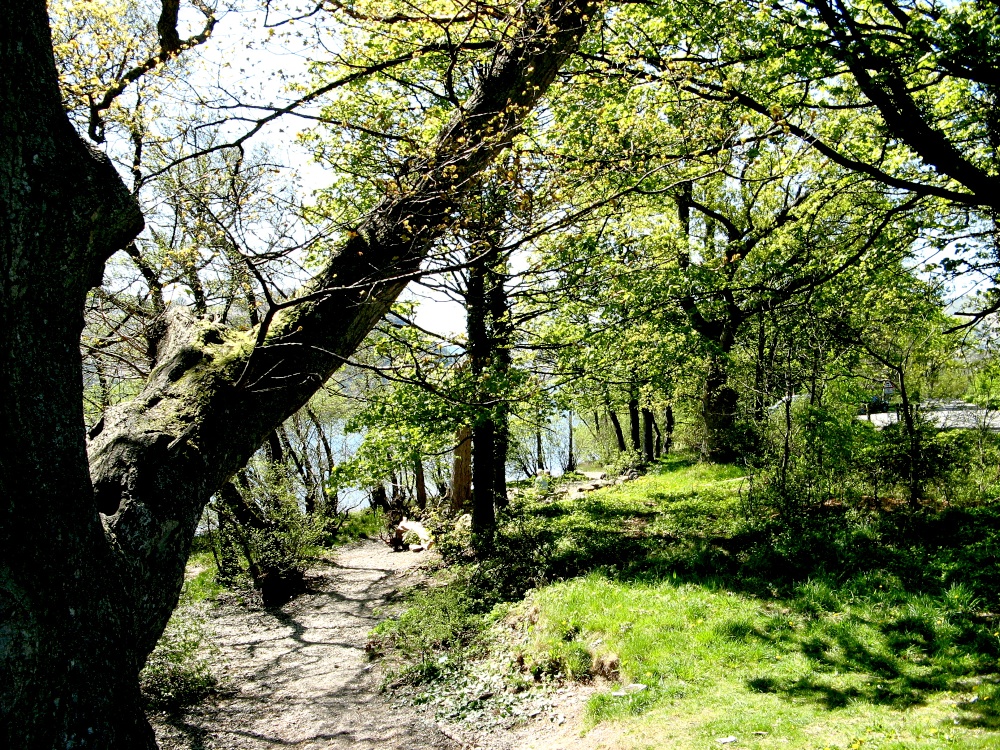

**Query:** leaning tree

left=0, top=0, right=596, bottom=745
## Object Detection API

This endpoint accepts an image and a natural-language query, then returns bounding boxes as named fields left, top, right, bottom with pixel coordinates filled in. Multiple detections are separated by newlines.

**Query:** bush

left=605, top=449, right=643, bottom=477
left=140, top=612, right=217, bottom=711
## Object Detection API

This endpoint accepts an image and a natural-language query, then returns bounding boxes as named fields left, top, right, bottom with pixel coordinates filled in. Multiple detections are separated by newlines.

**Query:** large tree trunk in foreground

left=1, top=1, right=148, bottom=747
left=1, top=0, right=595, bottom=745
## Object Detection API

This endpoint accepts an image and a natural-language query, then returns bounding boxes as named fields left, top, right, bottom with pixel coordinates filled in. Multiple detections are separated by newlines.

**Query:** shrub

left=140, top=612, right=217, bottom=711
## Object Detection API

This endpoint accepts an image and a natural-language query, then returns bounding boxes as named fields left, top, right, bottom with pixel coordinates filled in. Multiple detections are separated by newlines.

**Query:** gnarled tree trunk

left=1, top=0, right=595, bottom=745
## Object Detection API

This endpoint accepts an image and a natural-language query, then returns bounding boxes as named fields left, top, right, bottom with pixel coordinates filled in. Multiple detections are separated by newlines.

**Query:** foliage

left=140, top=553, right=220, bottom=711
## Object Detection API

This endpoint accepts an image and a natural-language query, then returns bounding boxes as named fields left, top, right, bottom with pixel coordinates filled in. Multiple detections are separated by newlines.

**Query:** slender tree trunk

left=664, top=405, right=675, bottom=455
left=451, top=426, right=473, bottom=515
left=566, top=410, right=576, bottom=472
left=607, top=407, right=627, bottom=452
left=628, top=396, right=641, bottom=454
left=413, top=455, right=428, bottom=511
left=653, top=419, right=662, bottom=458
left=493, top=419, right=509, bottom=509
left=753, top=316, right=768, bottom=422
left=641, top=407, right=655, bottom=464
left=487, top=250, right=510, bottom=509
left=266, top=429, right=284, bottom=464
left=894, top=367, right=923, bottom=508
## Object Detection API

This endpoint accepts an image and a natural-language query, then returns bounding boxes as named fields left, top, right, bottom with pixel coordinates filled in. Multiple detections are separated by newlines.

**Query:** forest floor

left=151, top=540, right=601, bottom=750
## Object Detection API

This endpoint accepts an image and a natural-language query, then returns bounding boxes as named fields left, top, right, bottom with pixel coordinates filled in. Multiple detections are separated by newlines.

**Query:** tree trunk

left=450, top=426, right=473, bottom=514
left=628, top=397, right=642, bottom=453
left=370, top=484, right=390, bottom=513
left=702, top=357, right=740, bottom=463
left=472, top=421, right=497, bottom=534
left=893, top=367, right=923, bottom=508
left=607, top=407, right=627, bottom=452
left=1, top=1, right=151, bottom=745
left=486, top=244, right=511, bottom=509
left=664, top=405, right=675, bottom=455
left=413, top=455, right=428, bottom=511
left=467, top=249, right=494, bottom=529
left=566, top=410, right=576, bottom=472
left=642, top=407, right=655, bottom=464
left=2, top=0, right=595, bottom=743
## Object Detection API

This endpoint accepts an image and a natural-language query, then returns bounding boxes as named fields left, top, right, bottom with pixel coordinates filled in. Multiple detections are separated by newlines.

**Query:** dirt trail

left=153, top=540, right=613, bottom=750
left=154, top=541, right=459, bottom=750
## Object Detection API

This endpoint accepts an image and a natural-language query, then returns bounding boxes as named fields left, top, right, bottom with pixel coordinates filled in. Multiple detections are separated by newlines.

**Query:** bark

left=607, top=407, right=627, bottom=452
left=266, top=429, right=284, bottom=464
left=566, top=411, right=576, bottom=472
left=2, top=0, right=595, bottom=744
left=702, top=357, right=740, bottom=463
left=413, top=455, right=427, bottom=511
left=467, top=251, right=496, bottom=532
left=472, top=421, right=498, bottom=533
left=892, top=367, right=923, bottom=508
left=487, top=256, right=511, bottom=509
left=641, top=407, right=655, bottom=464
left=664, top=405, right=675, bottom=455
left=370, top=483, right=390, bottom=513
left=450, top=426, right=473, bottom=514
left=1, top=0, right=150, bottom=745
left=628, top=397, right=642, bottom=454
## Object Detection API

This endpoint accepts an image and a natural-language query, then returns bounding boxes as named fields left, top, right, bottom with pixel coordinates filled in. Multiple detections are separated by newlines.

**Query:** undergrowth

left=140, top=545, right=221, bottom=712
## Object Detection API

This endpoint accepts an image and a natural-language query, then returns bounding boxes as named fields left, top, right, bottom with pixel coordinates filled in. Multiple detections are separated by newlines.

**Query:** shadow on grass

left=481, top=459, right=1000, bottom=718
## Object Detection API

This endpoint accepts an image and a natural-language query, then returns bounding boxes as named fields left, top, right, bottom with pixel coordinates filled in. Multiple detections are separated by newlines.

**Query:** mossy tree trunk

left=1, top=0, right=595, bottom=745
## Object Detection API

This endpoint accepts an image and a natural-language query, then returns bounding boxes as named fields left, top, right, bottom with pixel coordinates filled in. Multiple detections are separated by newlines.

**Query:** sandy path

left=153, top=541, right=459, bottom=750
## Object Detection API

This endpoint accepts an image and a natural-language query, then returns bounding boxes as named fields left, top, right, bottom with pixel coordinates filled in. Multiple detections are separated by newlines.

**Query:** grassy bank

left=374, top=456, right=1000, bottom=748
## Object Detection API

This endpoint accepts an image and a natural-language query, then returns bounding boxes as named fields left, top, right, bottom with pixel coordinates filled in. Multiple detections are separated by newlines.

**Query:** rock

left=716, top=736, right=738, bottom=744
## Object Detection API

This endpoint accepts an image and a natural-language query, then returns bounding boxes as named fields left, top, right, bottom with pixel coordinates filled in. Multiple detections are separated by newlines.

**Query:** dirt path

left=153, top=541, right=459, bottom=750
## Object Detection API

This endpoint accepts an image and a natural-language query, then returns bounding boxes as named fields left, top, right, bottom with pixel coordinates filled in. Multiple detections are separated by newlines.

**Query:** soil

left=152, top=540, right=608, bottom=750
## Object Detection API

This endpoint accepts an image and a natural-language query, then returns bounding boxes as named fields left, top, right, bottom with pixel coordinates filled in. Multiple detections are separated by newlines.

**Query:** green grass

left=179, top=550, right=225, bottom=604
left=331, top=507, right=388, bottom=543
left=497, top=457, right=1000, bottom=748
left=373, top=454, right=1000, bottom=747
left=517, top=574, right=1000, bottom=748
left=141, top=546, right=222, bottom=711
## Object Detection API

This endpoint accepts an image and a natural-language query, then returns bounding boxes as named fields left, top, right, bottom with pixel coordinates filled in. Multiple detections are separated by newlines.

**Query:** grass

left=330, top=507, right=388, bottom=544
left=519, top=574, right=1000, bottom=748
left=375, top=454, right=1000, bottom=748
left=141, top=543, right=222, bottom=711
